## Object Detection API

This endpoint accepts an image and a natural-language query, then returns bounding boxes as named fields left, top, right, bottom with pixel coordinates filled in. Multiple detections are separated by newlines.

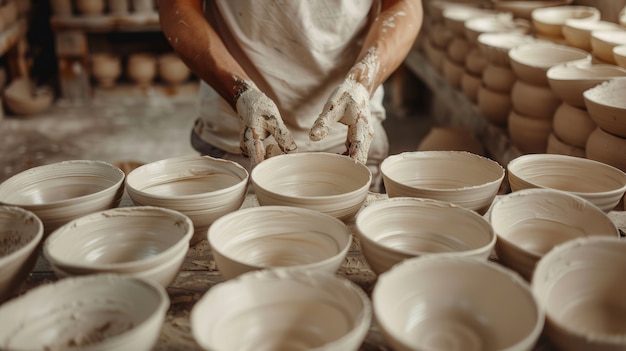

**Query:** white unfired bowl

left=583, top=78, right=626, bottom=138
left=489, top=188, right=619, bottom=280
left=191, top=269, right=371, bottom=351
left=532, top=237, right=626, bottom=351
left=507, top=153, right=626, bottom=211
left=0, top=206, right=43, bottom=302
left=126, top=155, right=249, bottom=245
left=381, top=151, right=505, bottom=214
left=208, top=205, right=352, bottom=280
left=0, top=274, right=169, bottom=351
left=251, top=152, right=371, bottom=221
left=373, top=255, right=544, bottom=351
left=0, top=160, right=125, bottom=235
left=355, top=197, right=496, bottom=275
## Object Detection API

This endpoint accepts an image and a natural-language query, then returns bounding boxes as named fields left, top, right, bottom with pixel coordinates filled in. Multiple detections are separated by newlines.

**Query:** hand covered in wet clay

left=236, top=83, right=298, bottom=168
left=309, top=77, right=374, bottom=165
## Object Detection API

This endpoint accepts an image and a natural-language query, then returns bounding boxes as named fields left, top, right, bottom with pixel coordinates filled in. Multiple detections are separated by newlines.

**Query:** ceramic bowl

left=428, top=0, right=489, bottom=22
left=157, top=53, right=190, bottom=86
left=0, top=274, right=169, bottom=351
left=552, top=102, right=596, bottom=148
left=586, top=127, right=626, bottom=173
left=75, top=0, right=105, bottom=16
left=428, top=22, right=455, bottom=49
left=208, top=205, right=352, bottom=280
left=446, top=36, right=472, bottom=65
left=546, top=60, right=626, bottom=108
left=507, top=153, right=626, bottom=211
left=126, top=53, right=157, bottom=86
left=43, top=206, right=193, bottom=286
left=251, top=152, right=371, bottom=221
left=464, top=13, right=530, bottom=45
left=490, top=0, right=574, bottom=20
left=590, top=29, right=626, bottom=64
left=0, top=206, right=43, bottom=303
left=511, top=79, right=561, bottom=120
left=465, top=47, right=489, bottom=75
left=489, top=188, right=618, bottom=281
left=125, top=155, right=248, bottom=245
left=508, top=42, right=591, bottom=86
left=531, top=6, right=600, bottom=37
left=442, top=6, right=503, bottom=38
left=532, top=237, right=626, bottom=351
left=562, top=19, right=621, bottom=52
left=373, top=255, right=544, bottom=351
left=461, top=71, right=482, bottom=102
left=482, top=64, right=517, bottom=92
left=477, top=84, right=512, bottom=127
left=90, top=53, right=121, bottom=88
left=583, top=78, right=626, bottom=138
left=546, top=132, right=586, bottom=158
left=0, top=160, right=125, bottom=235
left=3, top=77, right=54, bottom=116
left=355, top=197, right=496, bottom=275
left=191, top=269, right=371, bottom=351
left=614, top=45, right=626, bottom=69
left=477, top=32, right=538, bottom=67
left=507, top=109, right=552, bottom=154
left=381, top=151, right=504, bottom=213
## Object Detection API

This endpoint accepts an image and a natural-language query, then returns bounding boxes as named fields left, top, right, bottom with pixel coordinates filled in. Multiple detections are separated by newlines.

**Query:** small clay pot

left=91, top=53, right=122, bottom=88
left=127, top=53, right=157, bottom=87
left=157, top=53, right=191, bottom=86
left=75, top=0, right=105, bottom=16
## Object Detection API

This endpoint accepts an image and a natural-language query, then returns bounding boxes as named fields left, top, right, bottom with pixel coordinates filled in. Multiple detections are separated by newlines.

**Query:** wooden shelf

left=404, top=47, right=522, bottom=167
left=50, top=12, right=161, bottom=32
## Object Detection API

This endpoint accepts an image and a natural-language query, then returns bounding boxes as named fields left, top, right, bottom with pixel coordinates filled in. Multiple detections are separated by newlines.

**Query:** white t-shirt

left=195, top=0, right=386, bottom=155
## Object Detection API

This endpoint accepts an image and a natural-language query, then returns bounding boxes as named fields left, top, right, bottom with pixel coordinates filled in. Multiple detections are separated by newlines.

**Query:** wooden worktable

left=19, top=192, right=626, bottom=350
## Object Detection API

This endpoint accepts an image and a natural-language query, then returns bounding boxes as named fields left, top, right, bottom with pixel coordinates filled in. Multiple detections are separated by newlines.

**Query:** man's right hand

left=235, top=84, right=298, bottom=168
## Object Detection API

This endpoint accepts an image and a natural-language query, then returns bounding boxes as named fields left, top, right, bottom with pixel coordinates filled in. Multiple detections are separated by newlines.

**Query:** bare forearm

left=350, top=0, right=423, bottom=94
left=159, top=0, right=251, bottom=108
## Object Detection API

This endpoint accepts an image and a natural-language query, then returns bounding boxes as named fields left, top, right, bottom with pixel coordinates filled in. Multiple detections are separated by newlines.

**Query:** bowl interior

left=0, top=207, right=42, bottom=261
left=0, top=160, right=124, bottom=206
left=251, top=153, right=371, bottom=198
left=583, top=78, right=626, bottom=110
left=45, top=207, right=192, bottom=270
left=0, top=274, right=168, bottom=350
left=374, top=256, right=542, bottom=351
left=191, top=269, right=371, bottom=350
left=509, top=42, right=590, bottom=68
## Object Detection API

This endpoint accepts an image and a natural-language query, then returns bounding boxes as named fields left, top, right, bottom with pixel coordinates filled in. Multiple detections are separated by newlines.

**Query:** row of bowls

left=1, top=151, right=626, bottom=349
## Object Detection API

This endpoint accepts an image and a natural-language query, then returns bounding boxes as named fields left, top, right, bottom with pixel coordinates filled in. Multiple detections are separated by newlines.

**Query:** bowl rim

left=0, top=206, right=44, bottom=265
left=381, top=150, right=505, bottom=193
left=43, top=206, right=194, bottom=272
left=508, top=41, right=591, bottom=68
left=507, top=153, right=626, bottom=196
left=355, top=197, right=497, bottom=257
left=125, top=155, right=249, bottom=201
left=208, top=205, right=352, bottom=270
left=0, top=160, right=125, bottom=207
left=191, top=268, right=372, bottom=350
left=583, top=77, right=626, bottom=109
left=250, top=152, right=372, bottom=200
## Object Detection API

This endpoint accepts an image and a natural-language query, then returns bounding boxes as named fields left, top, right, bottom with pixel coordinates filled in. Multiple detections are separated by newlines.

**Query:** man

left=159, top=0, right=423, bottom=190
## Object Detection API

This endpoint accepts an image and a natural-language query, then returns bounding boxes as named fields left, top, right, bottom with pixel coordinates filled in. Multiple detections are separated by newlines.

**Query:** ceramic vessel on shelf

left=109, top=0, right=130, bottom=15
left=586, top=127, right=626, bottom=173
left=531, top=5, right=600, bottom=38
left=552, top=102, right=596, bottom=148
left=477, top=84, right=512, bottom=127
left=90, top=53, right=122, bottom=88
left=465, top=47, right=488, bottom=75
left=562, top=19, right=620, bottom=52
left=546, top=60, right=626, bottom=108
left=460, top=71, right=482, bottom=102
left=583, top=78, right=626, bottom=138
left=490, top=0, right=574, bottom=20
left=546, top=132, right=586, bottom=158
left=127, top=53, right=157, bottom=87
left=157, top=53, right=191, bottom=86
left=590, top=29, right=626, bottom=64
left=507, top=109, right=552, bottom=154
left=613, top=45, right=626, bottom=69
left=507, top=153, right=626, bottom=212
left=476, top=31, right=537, bottom=67
left=373, top=255, right=544, bottom=351
left=75, top=0, right=105, bottom=16
left=532, top=237, right=626, bottom=351
left=508, top=41, right=591, bottom=86
left=482, top=63, right=516, bottom=92
left=464, top=13, right=531, bottom=45
left=511, top=80, right=561, bottom=120
left=442, top=6, right=504, bottom=38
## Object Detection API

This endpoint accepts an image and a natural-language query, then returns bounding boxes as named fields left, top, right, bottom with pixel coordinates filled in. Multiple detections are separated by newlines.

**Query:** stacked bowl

left=583, top=78, right=626, bottom=173
left=44, top=206, right=194, bottom=287
left=125, top=155, right=249, bottom=245
left=530, top=5, right=600, bottom=43
left=0, top=160, right=125, bottom=235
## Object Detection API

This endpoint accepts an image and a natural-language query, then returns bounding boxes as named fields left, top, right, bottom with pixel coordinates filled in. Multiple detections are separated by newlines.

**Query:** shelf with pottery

left=403, top=47, right=522, bottom=167
left=49, top=12, right=161, bottom=33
